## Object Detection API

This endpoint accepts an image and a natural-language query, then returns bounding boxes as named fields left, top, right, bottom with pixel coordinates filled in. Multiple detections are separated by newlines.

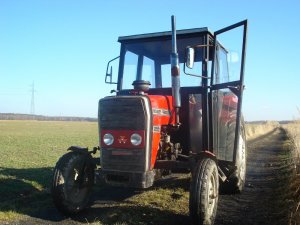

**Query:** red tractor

left=51, top=16, right=247, bottom=225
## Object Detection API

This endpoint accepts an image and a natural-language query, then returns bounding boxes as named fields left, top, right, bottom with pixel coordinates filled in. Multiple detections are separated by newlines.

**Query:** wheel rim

left=207, top=171, right=217, bottom=217
left=66, top=167, right=89, bottom=204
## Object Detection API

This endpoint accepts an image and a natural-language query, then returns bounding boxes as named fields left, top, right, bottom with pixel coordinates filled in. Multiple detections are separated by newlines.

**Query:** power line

left=30, top=82, right=36, bottom=115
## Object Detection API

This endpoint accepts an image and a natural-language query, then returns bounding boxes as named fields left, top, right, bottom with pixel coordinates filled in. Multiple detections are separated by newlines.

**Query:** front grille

left=99, top=96, right=149, bottom=172
left=99, top=97, right=146, bottom=130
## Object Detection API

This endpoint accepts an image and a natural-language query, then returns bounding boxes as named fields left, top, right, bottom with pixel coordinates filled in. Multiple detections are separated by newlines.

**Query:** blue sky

left=0, top=0, right=299, bottom=121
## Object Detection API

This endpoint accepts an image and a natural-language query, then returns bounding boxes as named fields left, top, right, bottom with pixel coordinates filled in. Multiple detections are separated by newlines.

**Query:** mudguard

left=67, top=146, right=100, bottom=167
left=67, top=146, right=89, bottom=154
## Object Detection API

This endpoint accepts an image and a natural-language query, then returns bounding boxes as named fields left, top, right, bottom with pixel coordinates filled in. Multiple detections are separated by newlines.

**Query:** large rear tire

left=189, top=158, right=219, bottom=225
left=51, top=152, right=95, bottom=214
left=222, top=121, right=247, bottom=194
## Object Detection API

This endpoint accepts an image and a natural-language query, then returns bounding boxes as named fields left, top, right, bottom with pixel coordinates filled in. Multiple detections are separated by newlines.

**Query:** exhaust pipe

left=170, top=15, right=181, bottom=125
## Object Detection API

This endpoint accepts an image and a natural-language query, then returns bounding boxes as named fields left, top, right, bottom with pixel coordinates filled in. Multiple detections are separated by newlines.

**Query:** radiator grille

left=99, top=97, right=146, bottom=130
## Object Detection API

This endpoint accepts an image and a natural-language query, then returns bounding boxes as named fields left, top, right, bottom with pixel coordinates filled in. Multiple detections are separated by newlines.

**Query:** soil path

left=3, top=128, right=294, bottom=225
left=215, top=127, right=293, bottom=225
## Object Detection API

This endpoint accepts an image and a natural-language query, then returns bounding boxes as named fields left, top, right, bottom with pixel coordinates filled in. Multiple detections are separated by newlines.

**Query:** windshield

left=121, top=36, right=207, bottom=90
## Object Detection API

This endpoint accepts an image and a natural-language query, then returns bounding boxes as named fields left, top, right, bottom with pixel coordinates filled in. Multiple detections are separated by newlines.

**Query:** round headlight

left=130, top=133, right=142, bottom=146
left=103, top=133, right=114, bottom=145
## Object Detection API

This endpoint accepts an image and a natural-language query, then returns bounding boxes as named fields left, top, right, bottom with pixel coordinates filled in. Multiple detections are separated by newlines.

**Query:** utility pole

left=30, top=82, right=35, bottom=115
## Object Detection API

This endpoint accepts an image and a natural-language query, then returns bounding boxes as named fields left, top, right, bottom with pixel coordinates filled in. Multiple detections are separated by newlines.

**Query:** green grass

left=0, top=120, right=191, bottom=224
left=0, top=120, right=98, bottom=221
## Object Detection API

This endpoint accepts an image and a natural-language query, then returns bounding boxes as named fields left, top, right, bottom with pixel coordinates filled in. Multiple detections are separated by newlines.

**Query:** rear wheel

left=189, top=158, right=219, bottom=225
left=51, top=152, right=95, bottom=214
left=222, top=121, right=247, bottom=193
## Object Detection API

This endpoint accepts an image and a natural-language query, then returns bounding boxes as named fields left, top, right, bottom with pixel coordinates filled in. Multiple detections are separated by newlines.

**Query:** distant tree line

left=0, top=113, right=97, bottom=122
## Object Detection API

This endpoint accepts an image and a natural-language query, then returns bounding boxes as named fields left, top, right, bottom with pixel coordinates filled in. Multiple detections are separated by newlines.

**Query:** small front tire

left=51, top=152, right=95, bottom=214
left=189, top=158, right=219, bottom=225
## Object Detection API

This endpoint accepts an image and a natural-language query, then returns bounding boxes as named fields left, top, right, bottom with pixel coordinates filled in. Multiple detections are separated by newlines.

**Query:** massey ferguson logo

left=118, top=136, right=127, bottom=144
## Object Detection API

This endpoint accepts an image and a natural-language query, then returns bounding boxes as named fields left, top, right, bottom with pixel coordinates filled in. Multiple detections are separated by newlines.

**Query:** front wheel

left=189, top=158, right=219, bottom=225
left=51, top=152, right=95, bottom=214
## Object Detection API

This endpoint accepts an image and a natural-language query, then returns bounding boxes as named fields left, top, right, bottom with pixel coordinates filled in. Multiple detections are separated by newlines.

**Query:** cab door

left=210, top=20, right=247, bottom=165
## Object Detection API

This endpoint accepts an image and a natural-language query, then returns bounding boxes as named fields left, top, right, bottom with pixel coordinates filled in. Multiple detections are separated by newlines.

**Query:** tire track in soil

left=215, top=128, right=293, bottom=225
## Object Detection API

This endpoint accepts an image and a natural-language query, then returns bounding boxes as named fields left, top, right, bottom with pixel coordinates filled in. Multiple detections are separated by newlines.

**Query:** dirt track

left=215, top=128, right=293, bottom=225
left=3, top=128, right=295, bottom=225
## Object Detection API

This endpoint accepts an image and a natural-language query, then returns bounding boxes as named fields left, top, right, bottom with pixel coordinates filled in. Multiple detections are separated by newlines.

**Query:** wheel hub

left=207, top=173, right=217, bottom=217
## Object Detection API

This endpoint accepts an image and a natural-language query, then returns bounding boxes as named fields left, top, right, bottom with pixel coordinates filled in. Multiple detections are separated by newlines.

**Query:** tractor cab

left=106, top=28, right=215, bottom=155
left=111, top=28, right=213, bottom=90
left=104, top=22, right=246, bottom=168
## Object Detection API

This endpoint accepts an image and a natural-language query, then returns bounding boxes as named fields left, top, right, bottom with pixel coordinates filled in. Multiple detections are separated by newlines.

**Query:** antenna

left=30, top=82, right=36, bottom=115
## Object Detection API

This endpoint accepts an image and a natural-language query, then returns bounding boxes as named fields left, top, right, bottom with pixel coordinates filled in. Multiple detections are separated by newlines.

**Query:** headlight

left=130, top=133, right=142, bottom=146
left=103, top=133, right=114, bottom=145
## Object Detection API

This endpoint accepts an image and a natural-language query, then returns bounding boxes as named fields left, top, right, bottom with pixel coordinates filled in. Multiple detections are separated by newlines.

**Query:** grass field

left=0, top=120, right=98, bottom=221
left=0, top=120, right=191, bottom=224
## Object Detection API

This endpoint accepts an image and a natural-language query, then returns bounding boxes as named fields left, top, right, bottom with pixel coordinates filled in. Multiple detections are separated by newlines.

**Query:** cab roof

left=118, top=28, right=213, bottom=43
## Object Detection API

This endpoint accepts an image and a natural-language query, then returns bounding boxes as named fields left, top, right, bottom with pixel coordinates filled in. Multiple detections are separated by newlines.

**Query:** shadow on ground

left=0, top=167, right=65, bottom=221
left=71, top=175, right=190, bottom=225
left=0, top=167, right=190, bottom=224
left=71, top=204, right=189, bottom=225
